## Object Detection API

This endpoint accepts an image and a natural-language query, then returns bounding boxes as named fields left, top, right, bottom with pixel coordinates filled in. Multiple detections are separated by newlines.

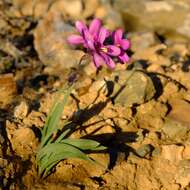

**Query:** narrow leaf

left=61, top=138, right=107, bottom=150
left=37, top=142, right=94, bottom=177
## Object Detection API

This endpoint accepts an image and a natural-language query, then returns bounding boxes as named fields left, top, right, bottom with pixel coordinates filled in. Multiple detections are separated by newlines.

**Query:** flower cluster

left=67, top=18, right=130, bottom=69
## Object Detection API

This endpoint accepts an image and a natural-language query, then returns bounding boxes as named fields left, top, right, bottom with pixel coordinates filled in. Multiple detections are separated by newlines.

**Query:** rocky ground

left=0, top=0, right=190, bottom=189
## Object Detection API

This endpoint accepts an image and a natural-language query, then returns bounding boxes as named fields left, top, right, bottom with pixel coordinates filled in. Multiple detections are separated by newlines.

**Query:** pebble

left=0, top=74, right=17, bottom=108
left=111, top=70, right=156, bottom=107
left=161, top=144, right=184, bottom=163
left=14, top=101, right=29, bottom=120
left=114, top=0, right=190, bottom=40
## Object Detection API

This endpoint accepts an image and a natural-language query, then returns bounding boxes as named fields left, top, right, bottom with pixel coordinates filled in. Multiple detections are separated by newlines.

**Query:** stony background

left=0, top=0, right=190, bottom=189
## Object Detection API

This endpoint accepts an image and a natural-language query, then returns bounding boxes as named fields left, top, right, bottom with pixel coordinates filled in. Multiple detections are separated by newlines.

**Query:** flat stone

left=34, top=10, right=84, bottom=73
left=13, top=0, right=99, bottom=19
left=161, top=145, right=184, bottom=163
left=183, top=145, right=190, bottom=159
left=14, top=101, right=29, bottom=120
left=135, top=144, right=153, bottom=158
left=129, top=32, right=157, bottom=52
left=168, top=98, right=190, bottom=127
left=12, top=0, right=69, bottom=18
left=162, top=118, right=190, bottom=140
left=111, top=70, right=156, bottom=107
left=6, top=122, right=38, bottom=159
left=0, top=74, right=17, bottom=108
left=95, top=1, right=124, bottom=29
left=175, top=159, right=190, bottom=188
left=114, top=0, right=190, bottom=40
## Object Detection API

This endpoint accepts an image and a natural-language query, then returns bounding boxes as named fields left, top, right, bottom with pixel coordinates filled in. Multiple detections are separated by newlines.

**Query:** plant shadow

left=58, top=81, right=140, bottom=170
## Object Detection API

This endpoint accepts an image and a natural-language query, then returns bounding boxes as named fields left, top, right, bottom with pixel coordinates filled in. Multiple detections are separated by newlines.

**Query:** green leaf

left=61, top=138, right=107, bottom=151
left=40, top=85, right=73, bottom=147
left=54, top=128, right=71, bottom=143
left=37, top=142, right=94, bottom=177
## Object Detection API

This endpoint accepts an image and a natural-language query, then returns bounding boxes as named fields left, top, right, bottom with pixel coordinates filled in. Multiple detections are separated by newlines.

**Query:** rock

left=84, top=0, right=100, bottom=18
left=183, top=90, right=190, bottom=102
left=175, top=159, right=190, bottom=188
left=137, top=100, right=167, bottom=117
left=14, top=101, right=29, bottom=120
left=6, top=124, right=38, bottom=158
left=168, top=98, right=190, bottom=127
left=183, top=145, right=190, bottom=159
left=23, top=111, right=45, bottom=128
left=129, top=32, right=157, bottom=52
left=12, top=0, right=47, bottom=18
left=152, top=157, right=180, bottom=190
left=0, top=158, right=8, bottom=168
left=0, top=74, right=17, bottom=108
left=111, top=70, right=156, bottom=107
left=0, top=39, right=23, bottom=60
left=133, top=44, right=170, bottom=67
left=136, top=100, right=167, bottom=130
left=95, top=1, right=124, bottom=29
left=159, top=82, right=179, bottom=103
left=33, top=182, right=81, bottom=190
left=48, top=154, right=108, bottom=188
left=162, top=118, right=190, bottom=140
left=161, top=145, right=184, bottom=163
left=114, top=0, right=190, bottom=40
left=103, top=161, right=137, bottom=189
left=135, top=144, right=153, bottom=158
left=13, top=0, right=99, bottom=20
left=34, top=10, right=84, bottom=74
left=51, top=0, right=83, bottom=19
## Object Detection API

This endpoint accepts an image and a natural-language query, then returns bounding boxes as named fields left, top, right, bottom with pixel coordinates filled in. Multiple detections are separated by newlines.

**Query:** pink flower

left=113, top=29, right=130, bottom=64
left=67, top=19, right=121, bottom=69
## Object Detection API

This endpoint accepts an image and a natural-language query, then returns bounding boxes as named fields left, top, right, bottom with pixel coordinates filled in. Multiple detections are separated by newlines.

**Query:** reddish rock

left=0, top=74, right=17, bottom=108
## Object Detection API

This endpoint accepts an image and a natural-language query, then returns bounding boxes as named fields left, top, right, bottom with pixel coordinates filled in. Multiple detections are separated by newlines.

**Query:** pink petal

left=101, top=53, right=116, bottom=69
left=119, top=52, right=130, bottom=63
left=83, top=30, right=95, bottom=50
left=105, top=45, right=121, bottom=56
left=67, top=35, right=84, bottom=45
left=98, top=27, right=110, bottom=44
left=120, top=39, right=130, bottom=50
left=75, top=21, right=87, bottom=34
left=93, top=53, right=105, bottom=68
left=89, top=18, right=101, bottom=37
left=114, top=28, right=123, bottom=44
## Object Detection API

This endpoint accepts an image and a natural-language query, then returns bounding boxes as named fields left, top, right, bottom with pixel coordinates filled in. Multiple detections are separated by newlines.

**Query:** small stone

left=114, top=0, right=190, bottom=40
left=10, top=127, right=38, bottom=158
left=112, top=71, right=156, bottom=107
left=34, top=11, right=85, bottom=73
left=95, top=2, right=124, bottom=29
left=23, top=111, right=45, bottom=128
left=145, top=1, right=173, bottom=12
left=0, top=158, right=8, bottom=168
left=159, top=82, right=179, bottom=103
left=162, top=118, right=190, bottom=140
left=50, top=0, right=83, bottom=19
left=135, top=144, right=153, bottom=158
left=14, top=101, right=29, bottom=120
left=0, top=74, right=17, bottom=108
left=152, top=147, right=161, bottom=157
left=133, top=44, right=170, bottom=67
left=182, top=145, right=190, bottom=159
left=168, top=98, right=190, bottom=127
left=183, top=91, right=190, bottom=102
left=175, top=159, right=190, bottom=188
left=161, top=145, right=184, bottom=163
left=129, top=32, right=156, bottom=52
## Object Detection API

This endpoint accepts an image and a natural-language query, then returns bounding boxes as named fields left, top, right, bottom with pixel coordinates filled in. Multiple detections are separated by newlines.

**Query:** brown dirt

left=1, top=1, right=190, bottom=190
